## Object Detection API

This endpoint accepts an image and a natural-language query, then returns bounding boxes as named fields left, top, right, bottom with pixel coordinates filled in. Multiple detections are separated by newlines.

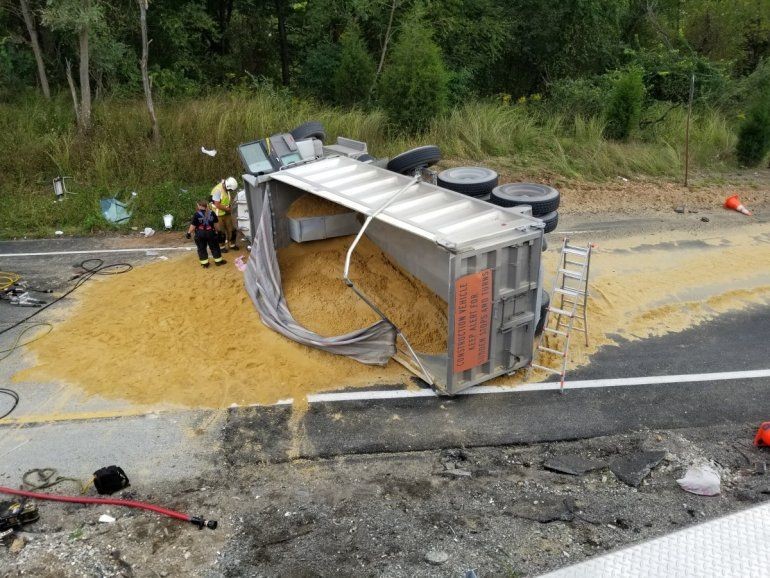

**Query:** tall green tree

left=333, top=21, right=375, bottom=106
left=604, top=66, right=645, bottom=140
left=379, top=15, right=448, bottom=132
left=736, top=79, right=770, bottom=166
left=501, top=0, right=629, bottom=95
left=18, top=0, right=50, bottom=98
left=42, top=0, right=104, bottom=131
left=138, top=0, right=159, bottom=141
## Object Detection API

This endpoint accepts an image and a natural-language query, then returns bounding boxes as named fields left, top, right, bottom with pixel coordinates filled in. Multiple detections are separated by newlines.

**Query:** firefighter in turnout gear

left=186, top=200, right=226, bottom=268
left=210, top=176, right=238, bottom=252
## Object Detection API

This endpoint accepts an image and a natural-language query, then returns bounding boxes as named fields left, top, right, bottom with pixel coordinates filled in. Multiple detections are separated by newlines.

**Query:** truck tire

left=535, top=290, right=550, bottom=336
left=490, top=183, right=560, bottom=216
left=437, top=167, right=499, bottom=197
left=540, top=210, right=558, bottom=234
left=386, top=145, right=442, bottom=175
left=290, top=121, right=326, bottom=142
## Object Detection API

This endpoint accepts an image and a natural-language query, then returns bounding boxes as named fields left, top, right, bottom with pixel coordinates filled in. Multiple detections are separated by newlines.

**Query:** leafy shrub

left=379, top=18, right=449, bottom=133
left=736, top=92, right=770, bottom=166
left=546, top=77, right=607, bottom=118
left=333, top=22, right=376, bottom=107
left=604, top=67, right=645, bottom=140
left=628, top=48, right=730, bottom=105
left=298, top=42, right=341, bottom=103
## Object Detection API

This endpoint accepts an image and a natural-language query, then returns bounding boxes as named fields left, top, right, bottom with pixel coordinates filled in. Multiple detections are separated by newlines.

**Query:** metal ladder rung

left=531, top=364, right=563, bottom=375
left=538, top=346, right=566, bottom=356
left=543, top=327, right=568, bottom=336
left=559, top=268, right=584, bottom=279
left=564, top=259, right=585, bottom=267
left=548, top=306, right=574, bottom=317
left=557, top=321, right=586, bottom=332
left=564, top=246, right=589, bottom=256
left=555, top=287, right=586, bottom=298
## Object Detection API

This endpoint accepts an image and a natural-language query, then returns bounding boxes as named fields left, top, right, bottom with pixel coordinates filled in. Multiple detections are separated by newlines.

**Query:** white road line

left=0, top=247, right=193, bottom=258
left=306, top=368, right=770, bottom=403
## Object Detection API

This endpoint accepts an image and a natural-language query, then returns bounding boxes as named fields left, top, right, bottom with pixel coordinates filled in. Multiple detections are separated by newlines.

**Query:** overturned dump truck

left=236, top=122, right=548, bottom=395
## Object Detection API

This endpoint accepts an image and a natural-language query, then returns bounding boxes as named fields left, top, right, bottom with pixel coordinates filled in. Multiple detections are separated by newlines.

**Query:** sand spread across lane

left=13, top=222, right=770, bottom=407
left=14, top=235, right=446, bottom=409
left=529, top=225, right=770, bottom=375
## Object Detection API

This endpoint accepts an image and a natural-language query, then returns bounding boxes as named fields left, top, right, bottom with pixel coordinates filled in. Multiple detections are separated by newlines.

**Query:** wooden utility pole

left=19, top=0, right=51, bottom=99
left=138, top=0, right=160, bottom=142
left=684, top=73, right=695, bottom=187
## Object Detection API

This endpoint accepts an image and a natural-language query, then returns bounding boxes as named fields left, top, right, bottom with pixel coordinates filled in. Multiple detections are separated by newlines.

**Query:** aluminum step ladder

left=531, top=237, right=593, bottom=391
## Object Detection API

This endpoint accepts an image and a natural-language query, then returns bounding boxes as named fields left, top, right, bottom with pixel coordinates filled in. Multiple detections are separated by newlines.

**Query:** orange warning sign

left=453, top=269, right=493, bottom=373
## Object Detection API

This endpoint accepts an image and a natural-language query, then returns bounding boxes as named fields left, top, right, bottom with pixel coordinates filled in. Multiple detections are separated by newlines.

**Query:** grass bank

left=0, top=90, right=737, bottom=237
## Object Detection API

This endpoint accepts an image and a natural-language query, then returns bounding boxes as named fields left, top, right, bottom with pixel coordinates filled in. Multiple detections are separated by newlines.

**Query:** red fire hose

left=0, top=486, right=217, bottom=529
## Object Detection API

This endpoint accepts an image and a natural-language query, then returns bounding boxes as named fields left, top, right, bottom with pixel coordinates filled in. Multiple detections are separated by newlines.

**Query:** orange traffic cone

left=754, top=422, right=770, bottom=447
left=724, top=195, right=752, bottom=216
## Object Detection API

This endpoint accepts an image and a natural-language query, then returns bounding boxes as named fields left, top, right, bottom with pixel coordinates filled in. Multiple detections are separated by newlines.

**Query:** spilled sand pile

left=15, top=235, right=446, bottom=409
left=14, top=222, right=770, bottom=408
left=286, top=194, right=352, bottom=218
left=279, top=236, right=447, bottom=353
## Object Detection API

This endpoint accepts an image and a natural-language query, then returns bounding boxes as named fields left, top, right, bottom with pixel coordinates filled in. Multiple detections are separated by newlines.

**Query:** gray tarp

left=244, top=193, right=397, bottom=365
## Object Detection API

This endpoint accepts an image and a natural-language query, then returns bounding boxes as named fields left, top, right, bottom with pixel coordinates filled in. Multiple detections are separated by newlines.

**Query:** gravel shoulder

left=1, top=423, right=768, bottom=577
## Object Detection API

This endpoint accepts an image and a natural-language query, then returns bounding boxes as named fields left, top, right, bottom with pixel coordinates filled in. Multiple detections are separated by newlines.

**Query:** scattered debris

left=163, top=214, right=174, bottom=229
left=675, top=206, right=685, bottom=214
left=55, top=230, right=64, bottom=236
left=441, top=467, right=472, bottom=478
left=609, top=451, right=666, bottom=487
left=98, top=514, right=116, bottom=524
left=0, top=498, right=39, bottom=532
left=677, top=464, right=721, bottom=496
left=234, top=255, right=247, bottom=272
left=9, top=536, right=26, bottom=554
left=543, top=455, right=606, bottom=476
left=142, top=227, right=155, bottom=237
left=513, top=497, right=576, bottom=523
left=424, top=549, right=449, bottom=565
left=100, top=198, right=133, bottom=224
left=93, top=465, right=130, bottom=495
left=201, top=146, right=217, bottom=157
left=701, top=217, right=710, bottom=222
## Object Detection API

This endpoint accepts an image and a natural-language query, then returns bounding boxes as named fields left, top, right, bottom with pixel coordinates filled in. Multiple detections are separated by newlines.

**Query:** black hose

left=0, top=388, right=19, bottom=420
left=0, top=258, right=133, bottom=337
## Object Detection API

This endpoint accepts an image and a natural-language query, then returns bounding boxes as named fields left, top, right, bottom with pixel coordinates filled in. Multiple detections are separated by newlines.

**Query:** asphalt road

left=1, top=233, right=769, bottom=478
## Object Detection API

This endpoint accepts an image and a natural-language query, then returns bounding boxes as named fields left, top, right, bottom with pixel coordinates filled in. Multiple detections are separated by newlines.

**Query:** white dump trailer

left=235, top=129, right=546, bottom=395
